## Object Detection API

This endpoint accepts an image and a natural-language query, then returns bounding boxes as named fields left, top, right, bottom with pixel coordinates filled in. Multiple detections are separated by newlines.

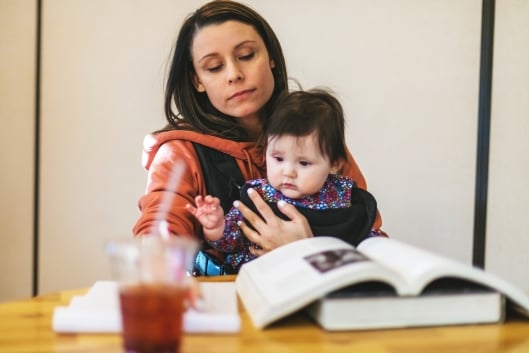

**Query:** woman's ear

left=270, top=59, right=275, bottom=69
left=193, top=74, right=206, bottom=92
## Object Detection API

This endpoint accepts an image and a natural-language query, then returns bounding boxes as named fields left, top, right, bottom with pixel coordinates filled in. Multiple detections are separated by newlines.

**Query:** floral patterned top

left=208, top=174, right=355, bottom=271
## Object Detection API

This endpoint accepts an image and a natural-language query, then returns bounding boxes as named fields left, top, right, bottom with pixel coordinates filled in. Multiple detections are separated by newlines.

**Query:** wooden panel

left=0, top=0, right=36, bottom=301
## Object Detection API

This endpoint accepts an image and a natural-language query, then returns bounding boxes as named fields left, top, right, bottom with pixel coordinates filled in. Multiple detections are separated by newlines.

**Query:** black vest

left=238, top=182, right=377, bottom=247
left=192, top=143, right=377, bottom=274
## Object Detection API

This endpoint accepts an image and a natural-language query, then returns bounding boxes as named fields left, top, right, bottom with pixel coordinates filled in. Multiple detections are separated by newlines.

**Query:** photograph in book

left=235, top=236, right=529, bottom=329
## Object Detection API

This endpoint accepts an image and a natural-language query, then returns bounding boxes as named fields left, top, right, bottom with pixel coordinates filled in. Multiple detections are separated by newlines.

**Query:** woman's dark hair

left=266, top=88, right=348, bottom=165
left=161, top=0, right=288, bottom=141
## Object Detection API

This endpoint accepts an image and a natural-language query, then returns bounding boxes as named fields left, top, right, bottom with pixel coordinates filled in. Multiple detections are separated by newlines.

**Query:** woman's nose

left=226, top=61, right=243, bottom=83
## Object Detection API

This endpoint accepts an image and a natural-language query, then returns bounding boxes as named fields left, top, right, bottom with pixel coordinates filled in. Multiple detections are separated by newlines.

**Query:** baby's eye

left=274, top=156, right=284, bottom=162
left=299, top=161, right=311, bottom=167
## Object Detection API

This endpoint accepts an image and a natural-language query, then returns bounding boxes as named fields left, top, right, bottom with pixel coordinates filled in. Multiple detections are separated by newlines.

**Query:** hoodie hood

left=142, top=130, right=265, bottom=171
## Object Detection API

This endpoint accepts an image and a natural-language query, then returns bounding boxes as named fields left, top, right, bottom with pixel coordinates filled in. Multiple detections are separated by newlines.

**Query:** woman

left=133, top=0, right=384, bottom=261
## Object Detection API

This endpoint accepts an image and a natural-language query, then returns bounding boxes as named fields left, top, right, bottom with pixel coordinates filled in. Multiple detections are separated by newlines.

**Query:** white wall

left=259, top=0, right=482, bottom=264
left=486, top=0, right=529, bottom=287
left=38, top=0, right=191, bottom=294
left=1, top=0, right=528, bottom=299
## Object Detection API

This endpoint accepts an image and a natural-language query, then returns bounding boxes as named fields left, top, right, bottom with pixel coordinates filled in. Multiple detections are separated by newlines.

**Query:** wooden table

left=1, top=276, right=529, bottom=353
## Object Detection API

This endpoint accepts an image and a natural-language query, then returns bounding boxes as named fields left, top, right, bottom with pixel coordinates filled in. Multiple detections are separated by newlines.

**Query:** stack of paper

left=52, top=281, right=240, bottom=334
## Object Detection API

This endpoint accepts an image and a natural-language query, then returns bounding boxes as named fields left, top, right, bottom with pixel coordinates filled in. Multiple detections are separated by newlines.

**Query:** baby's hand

left=186, top=195, right=225, bottom=240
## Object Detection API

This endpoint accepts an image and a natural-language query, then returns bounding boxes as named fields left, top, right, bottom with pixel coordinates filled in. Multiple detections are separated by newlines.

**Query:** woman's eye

left=239, top=52, right=255, bottom=61
left=207, top=64, right=223, bottom=73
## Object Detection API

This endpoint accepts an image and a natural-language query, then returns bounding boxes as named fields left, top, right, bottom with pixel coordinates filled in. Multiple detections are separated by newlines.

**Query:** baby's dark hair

left=265, top=88, right=347, bottom=165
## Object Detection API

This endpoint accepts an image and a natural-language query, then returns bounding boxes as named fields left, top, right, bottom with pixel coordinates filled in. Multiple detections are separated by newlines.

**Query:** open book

left=235, top=236, right=529, bottom=330
left=52, top=281, right=240, bottom=334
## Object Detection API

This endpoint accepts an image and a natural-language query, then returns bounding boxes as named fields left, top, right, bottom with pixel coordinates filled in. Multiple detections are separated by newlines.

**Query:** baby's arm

left=186, top=195, right=225, bottom=241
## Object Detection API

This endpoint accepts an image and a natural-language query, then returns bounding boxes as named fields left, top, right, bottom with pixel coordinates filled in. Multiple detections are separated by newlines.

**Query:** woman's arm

left=341, top=148, right=383, bottom=231
left=133, top=140, right=204, bottom=238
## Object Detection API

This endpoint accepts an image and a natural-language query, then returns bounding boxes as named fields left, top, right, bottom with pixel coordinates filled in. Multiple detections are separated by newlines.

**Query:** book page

left=357, top=237, right=466, bottom=294
left=357, top=237, right=529, bottom=312
left=236, top=237, right=406, bottom=328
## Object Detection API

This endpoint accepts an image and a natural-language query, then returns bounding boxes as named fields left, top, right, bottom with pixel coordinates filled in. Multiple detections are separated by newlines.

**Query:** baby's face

left=265, top=132, right=333, bottom=199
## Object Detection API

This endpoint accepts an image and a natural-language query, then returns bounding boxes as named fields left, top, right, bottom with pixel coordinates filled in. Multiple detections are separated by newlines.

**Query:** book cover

left=306, top=280, right=505, bottom=330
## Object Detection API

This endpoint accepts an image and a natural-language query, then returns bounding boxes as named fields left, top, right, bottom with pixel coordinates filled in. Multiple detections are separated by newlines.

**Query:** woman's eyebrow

left=197, top=40, right=258, bottom=64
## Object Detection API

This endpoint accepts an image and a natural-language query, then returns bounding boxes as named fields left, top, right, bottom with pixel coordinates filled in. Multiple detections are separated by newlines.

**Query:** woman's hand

left=234, top=188, right=313, bottom=256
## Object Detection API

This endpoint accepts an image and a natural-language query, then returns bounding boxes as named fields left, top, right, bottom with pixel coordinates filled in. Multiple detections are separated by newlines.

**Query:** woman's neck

left=238, top=115, right=262, bottom=141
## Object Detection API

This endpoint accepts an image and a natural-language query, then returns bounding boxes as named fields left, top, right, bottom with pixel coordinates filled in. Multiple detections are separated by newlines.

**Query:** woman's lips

left=229, top=89, right=254, bottom=100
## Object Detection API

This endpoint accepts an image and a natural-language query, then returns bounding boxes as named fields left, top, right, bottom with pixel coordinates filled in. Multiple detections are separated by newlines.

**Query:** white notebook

left=52, top=281, right=240, bottom=334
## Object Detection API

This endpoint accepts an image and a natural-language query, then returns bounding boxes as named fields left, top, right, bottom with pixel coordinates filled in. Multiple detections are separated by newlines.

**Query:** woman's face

left=191, top=20, right=275, bottom=126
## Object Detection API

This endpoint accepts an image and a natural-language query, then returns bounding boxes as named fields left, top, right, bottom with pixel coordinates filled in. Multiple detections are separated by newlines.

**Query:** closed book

left=306, top=283, right=505, bottom=330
